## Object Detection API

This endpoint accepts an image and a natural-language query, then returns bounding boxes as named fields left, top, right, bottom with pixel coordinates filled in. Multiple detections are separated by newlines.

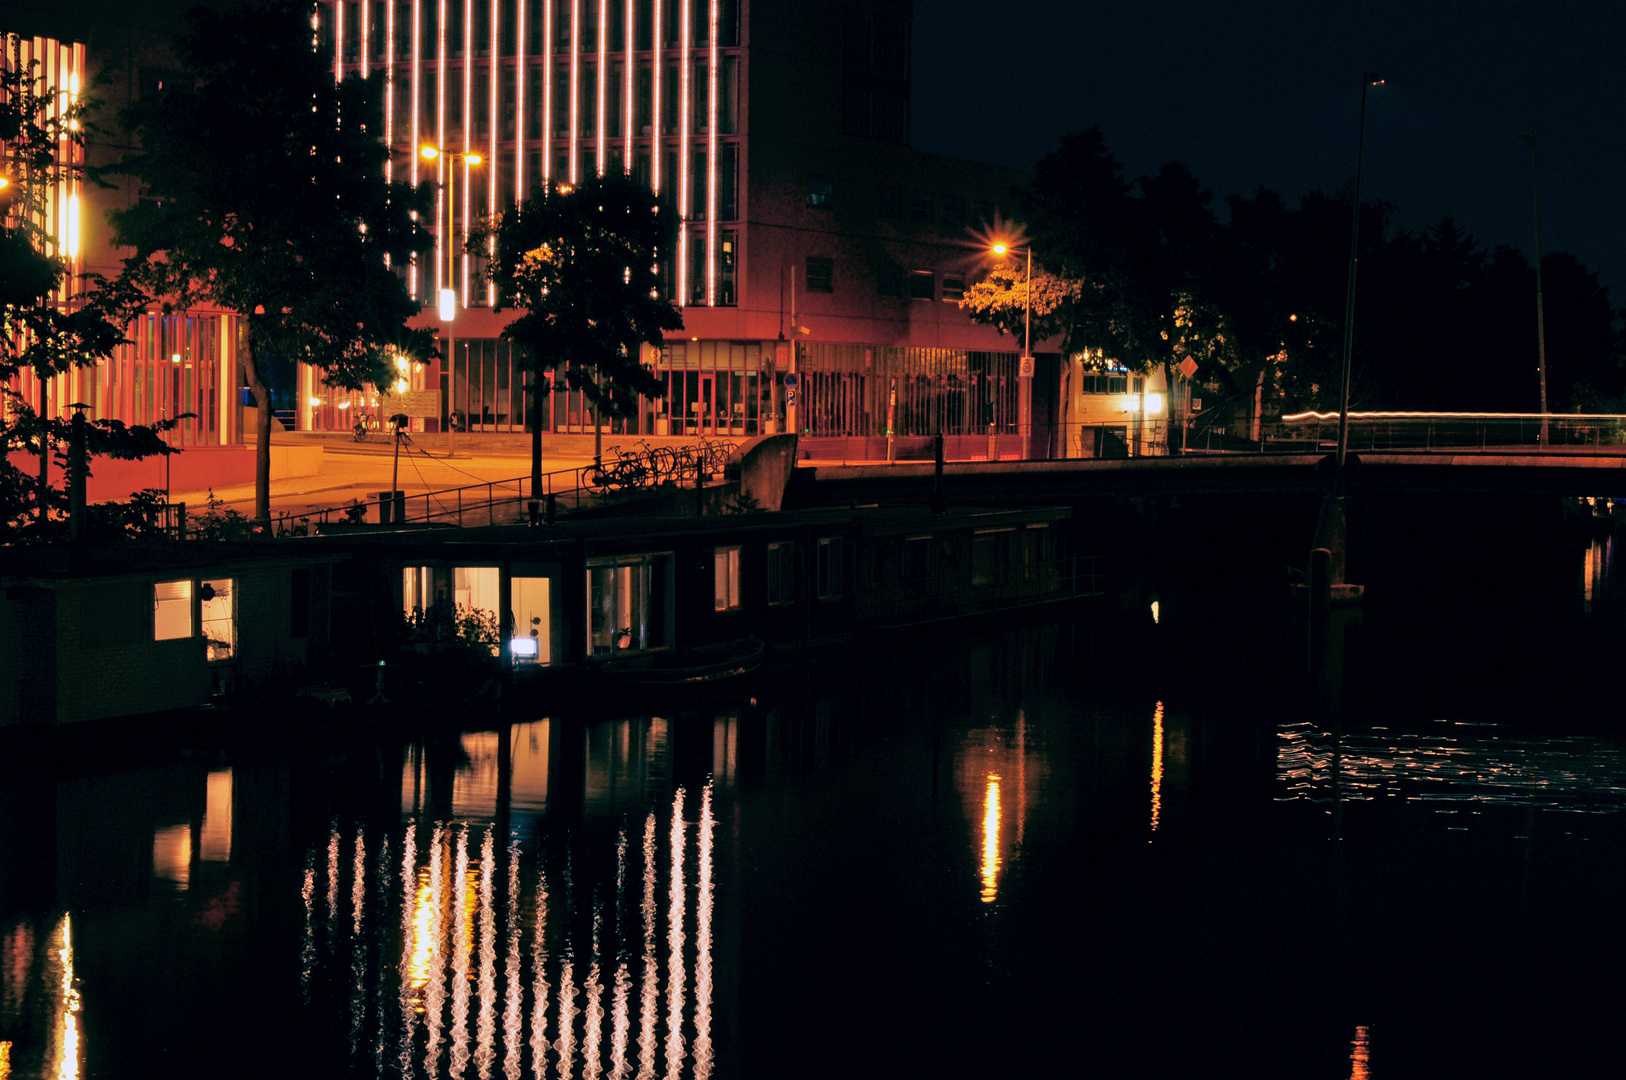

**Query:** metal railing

left=270, top=438, right=743, bottom=535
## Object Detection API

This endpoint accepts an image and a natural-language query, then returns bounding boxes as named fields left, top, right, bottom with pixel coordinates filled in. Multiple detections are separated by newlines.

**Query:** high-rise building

left=7, top=2, right=1066, bottom=464
left=311, top=0, right=1048, bottom=456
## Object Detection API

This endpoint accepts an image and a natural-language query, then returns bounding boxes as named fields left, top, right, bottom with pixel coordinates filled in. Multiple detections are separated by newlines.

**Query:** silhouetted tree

left=108, top=2, right=435, bottom=523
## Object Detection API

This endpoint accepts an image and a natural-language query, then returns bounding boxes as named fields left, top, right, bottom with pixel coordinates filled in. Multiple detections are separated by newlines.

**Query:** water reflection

left=1278, top=721, right=1626, bottom=811
left=1350, top=1025, right=1371, bottom=1080
left=1149, top=701, right=1164, bottom=838
left=285, top=738, right=720, bottom=1079
left=958, top=715, right=1047, bottom=906
left=1582, top=533, right=1612, bottom=615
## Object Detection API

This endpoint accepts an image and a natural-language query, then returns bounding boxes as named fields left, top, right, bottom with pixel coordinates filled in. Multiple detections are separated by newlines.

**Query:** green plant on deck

left=402, top=601, right=500, bottom=655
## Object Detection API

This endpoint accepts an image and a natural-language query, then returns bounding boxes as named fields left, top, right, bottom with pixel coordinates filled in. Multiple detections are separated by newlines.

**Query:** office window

left=816, top=538, right=843, bottom=600
left=911, top=190, right=933, bottom=223
left=153, top=580, right=193, bottom=641
left=909, top=270, right=934, bottom=300
left=878, top=184, right=904, bottom=219
left=942, top=275, right=966, bottom=301
left=805, top=256, right=834, bottom=294
left=714, top=546, right=742, bottom=611
left=876, top=267, right=902, bottom=297
left=807, top=177, right=834, bottom=208
left=767, top=541, right=796, bottom=605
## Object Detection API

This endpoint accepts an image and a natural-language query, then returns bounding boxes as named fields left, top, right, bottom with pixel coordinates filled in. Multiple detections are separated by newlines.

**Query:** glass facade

left=318, top=0, right=742, bottom=311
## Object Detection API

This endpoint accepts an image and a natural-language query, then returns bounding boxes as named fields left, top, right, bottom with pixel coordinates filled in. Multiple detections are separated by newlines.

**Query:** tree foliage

left=107, top=1, right=435, bottom=522
left=471, top=172, right=683, bottom=417
left=1, top=38, right=173, bottom=542
left=997, top=125, right=1626, bottom=421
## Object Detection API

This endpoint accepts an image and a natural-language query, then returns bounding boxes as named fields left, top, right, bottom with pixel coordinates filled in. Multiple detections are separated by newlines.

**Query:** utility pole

left=1520, top=134, right=1548, bottom=446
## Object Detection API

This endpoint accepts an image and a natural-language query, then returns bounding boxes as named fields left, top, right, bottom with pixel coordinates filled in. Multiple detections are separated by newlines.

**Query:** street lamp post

left=1520, top=134, right=1549, bottom=446
left=991, top=241, right=1035, bottom=460
left=1335, top=73, right=1384, bottom=492
left=419, top=145, right=481, bottom=456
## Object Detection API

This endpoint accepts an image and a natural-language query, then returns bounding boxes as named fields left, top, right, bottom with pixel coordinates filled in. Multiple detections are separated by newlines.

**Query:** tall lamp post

left=991, top=240, right=1035, bottom=460
left=1335, top=73, right=1385, bottom=492
left=419, top=144, right=481, bottom=453
left=1519, top=133, right=1548, bottom=445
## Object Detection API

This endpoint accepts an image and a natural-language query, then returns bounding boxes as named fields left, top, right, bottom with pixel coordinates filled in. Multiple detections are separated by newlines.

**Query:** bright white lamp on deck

left=438, top=287, right=456, bottom=322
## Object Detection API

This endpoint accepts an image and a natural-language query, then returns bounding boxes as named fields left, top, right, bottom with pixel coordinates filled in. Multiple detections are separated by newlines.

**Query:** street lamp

left=1336, top=73, right=1384, bottom=491
left=1519, top=133, right=1548, bottom=445
left=420, top=145, right=481, bottom=452
left=990, top=239, right=1036, bottom=459
left=419, top=144, right=482, bottom=322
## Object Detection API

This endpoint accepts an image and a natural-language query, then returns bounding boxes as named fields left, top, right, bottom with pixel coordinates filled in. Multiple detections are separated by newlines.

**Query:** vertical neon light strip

left=516, top=0, right=527, bottom=198
left=360, top=0, right=369, bottom=76
left=462, top=0, right=472, bottom=305
left=411, top=0, right=422, bottom=297
left=596, top=0, right=607, bottom=175
left=677, top=0, right=690, bottom=306
left=568, top=0, right=579, bottom=183
left=650, top=0, right=661, bottom=193
left=542, top=0, right=552, bottom=184
left=436, top=0, right=447, bottom=298
left=385, top=0, right=395, bottom=183
left=334, top=1, right=344, bottom=82
left=489, top=0, right=498, bottom=303
left=624, top=0, right=633, bottom=169
left=706, top=0, right=717, bottom=304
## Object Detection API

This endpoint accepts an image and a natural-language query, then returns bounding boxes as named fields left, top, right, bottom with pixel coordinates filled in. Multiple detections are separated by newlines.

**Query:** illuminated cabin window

left=510, top=576, right=553, bottom=665
left=816, top=538, right=843, bottom=600
left=153, top=580, right=193, bottom=641
left=714, top=546, right=741, bottom=612
left=586, top=553, right=672, bottom=655
left=200, top=578, right=235, bottom=662
left=766, top=541, right=796, bottom=606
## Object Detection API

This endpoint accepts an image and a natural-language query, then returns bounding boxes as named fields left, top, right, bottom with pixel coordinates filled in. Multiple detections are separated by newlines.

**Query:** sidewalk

left=173, top=433, right=595, bottom=520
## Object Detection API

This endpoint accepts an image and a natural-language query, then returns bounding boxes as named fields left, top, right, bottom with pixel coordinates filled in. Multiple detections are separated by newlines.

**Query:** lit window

left=200, top=579, right=235, bottom=662
left=714, top=546, right=742, bottom=611
left=816, top=538, right=843, bottom=600
left=153, top=580, right=193, bottom=641
left=587, top=553, right=673, bottom=655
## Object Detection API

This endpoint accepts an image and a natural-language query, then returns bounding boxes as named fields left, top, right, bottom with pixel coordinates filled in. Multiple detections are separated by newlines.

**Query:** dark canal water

left=5, top=500, right=1626, bottom=1079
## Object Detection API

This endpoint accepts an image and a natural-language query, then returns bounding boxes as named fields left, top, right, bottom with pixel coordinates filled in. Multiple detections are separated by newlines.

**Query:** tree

left=1, top=37, right=171, bottom=542
left=108, top=2, right=435, bottom=524
left=957, top=262, right=1081, bottom=343
left=471, top=172, right=683, bottom=491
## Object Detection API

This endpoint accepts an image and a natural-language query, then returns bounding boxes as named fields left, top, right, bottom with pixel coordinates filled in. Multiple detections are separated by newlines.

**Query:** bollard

left=528, top=500, right=541, bottom=526
left=546, top=492, right=557, bottom=525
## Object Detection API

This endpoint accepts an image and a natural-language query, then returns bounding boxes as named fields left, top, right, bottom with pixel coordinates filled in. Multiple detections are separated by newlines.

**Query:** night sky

left=913, top=0, right=1626, bottom=301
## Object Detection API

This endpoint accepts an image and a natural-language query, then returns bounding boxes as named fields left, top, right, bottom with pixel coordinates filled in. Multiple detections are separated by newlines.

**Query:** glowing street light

left=419, top=144, right=483, bottom=322
left=989, top=237, right=1036, bottom=458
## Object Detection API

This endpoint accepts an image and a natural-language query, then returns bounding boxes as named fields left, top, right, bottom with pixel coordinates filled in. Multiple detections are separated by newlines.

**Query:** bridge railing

left=1040, top=415, right=1626, bottom=459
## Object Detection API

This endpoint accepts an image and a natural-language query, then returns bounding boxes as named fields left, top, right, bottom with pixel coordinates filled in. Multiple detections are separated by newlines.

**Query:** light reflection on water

left=1278, top=720, right=1626, bottom=811
left=284, top=743, right=719, bottom=1080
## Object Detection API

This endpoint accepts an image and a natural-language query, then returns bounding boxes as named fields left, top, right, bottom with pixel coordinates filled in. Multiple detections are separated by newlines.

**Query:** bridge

left=786, top=450, right=1626, bottom=507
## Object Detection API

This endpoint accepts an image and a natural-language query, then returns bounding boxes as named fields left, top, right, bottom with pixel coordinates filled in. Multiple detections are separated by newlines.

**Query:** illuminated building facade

left=1, top=30, right=248, bottom=454
left=309, top=0, right=1046, bottom=454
